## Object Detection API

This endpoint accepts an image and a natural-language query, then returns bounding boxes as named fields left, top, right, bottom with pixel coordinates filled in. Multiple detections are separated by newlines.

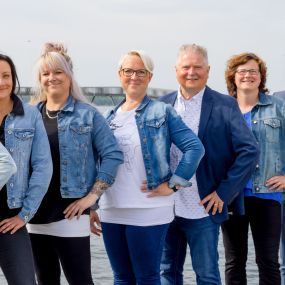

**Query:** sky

left=1, top=0, right=285, bottom=94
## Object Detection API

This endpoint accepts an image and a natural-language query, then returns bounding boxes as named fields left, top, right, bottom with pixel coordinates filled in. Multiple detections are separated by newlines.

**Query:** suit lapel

left=198, top=87, right=214, bottom=140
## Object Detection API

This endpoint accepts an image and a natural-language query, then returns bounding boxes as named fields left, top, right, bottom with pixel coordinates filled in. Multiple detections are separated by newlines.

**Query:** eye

left=137, top=70, right=148, bottom=77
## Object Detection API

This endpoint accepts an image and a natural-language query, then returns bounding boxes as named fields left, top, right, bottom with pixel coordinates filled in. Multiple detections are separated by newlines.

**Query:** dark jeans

left=29, top=233, right=94, bottom=285
left=0, top=227, right=37, bottom=285
left=101, top=222, right=169, bottom=285
left=160, top=216, right=221, bottom=285
left=280, top=195, right=285, bottom=285
left=222, top=196, right=281, bottom=285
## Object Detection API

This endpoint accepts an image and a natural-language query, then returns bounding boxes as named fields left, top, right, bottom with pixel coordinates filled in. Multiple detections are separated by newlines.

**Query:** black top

left=29, top=104, right=89, bottom=224
left=0, top=94, right=23, bottom=220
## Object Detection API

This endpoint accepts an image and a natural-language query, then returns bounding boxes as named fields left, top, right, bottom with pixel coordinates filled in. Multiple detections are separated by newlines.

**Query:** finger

left=200, top=195, right=212, bottom=206
left=76, top=208, right=84, bottom=220
left=212, top=203, right=219, bottom=215
left=204, top=201, right=215, bottom=214
left=11, top=224, right=21, bottom=234
left=63, top=202, right=77, bottom=214
left=218, top=203, right=224, bottom=213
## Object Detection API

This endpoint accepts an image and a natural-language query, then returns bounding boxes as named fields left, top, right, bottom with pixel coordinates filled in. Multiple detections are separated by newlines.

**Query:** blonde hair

left=31, top=42, right=88, bottom=104
left=118, top=50, right=154, bottom=74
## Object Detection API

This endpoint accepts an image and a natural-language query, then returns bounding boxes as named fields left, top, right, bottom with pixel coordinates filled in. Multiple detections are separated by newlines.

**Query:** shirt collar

left=11, top=93, right=24, bottom=116
left=177, top=87, right=205, bottom=103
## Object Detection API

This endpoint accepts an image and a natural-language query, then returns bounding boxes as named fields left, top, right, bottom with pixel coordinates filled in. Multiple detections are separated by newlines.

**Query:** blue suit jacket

left=160, top=86, right=259, bottom=223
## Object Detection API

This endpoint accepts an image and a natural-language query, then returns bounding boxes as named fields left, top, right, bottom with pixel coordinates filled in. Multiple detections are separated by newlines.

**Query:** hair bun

left=42, top=42, right=67, bottom=55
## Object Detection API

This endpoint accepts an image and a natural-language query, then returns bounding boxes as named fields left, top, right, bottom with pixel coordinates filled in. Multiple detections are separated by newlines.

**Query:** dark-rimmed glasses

left=236, top=69, right=260, bottom=76
left=120, top=68, right=149, bottom=77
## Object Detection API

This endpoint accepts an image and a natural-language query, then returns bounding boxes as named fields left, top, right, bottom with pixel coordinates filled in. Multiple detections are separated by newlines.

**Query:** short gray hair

left=176, top=44, right=209, bottom=65
left=118, top=50, right=154, bottom=74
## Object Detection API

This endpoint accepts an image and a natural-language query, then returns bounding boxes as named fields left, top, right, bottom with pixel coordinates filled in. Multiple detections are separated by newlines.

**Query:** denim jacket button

left=256, top=164, right=259, bottom=168
left=256, top=187, right=260, bottom=191
left=143, top=138, right=147, bottom=143
left=253, top=120, right=258, bottom=124
left=10, top=183, right=13, bottom=187
left=8, top=130, right=12, bottom=134
left=10, top=148, right=13, bottom=152
left=63, top=160, right=67, bottom=165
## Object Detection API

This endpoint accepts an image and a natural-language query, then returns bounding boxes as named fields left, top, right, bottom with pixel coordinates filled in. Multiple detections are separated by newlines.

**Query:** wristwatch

left=169, top=183, right=179, bottom=192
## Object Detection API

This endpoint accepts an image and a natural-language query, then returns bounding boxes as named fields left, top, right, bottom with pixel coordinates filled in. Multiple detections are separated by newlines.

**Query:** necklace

left=45, top=108, right=60, bottom=119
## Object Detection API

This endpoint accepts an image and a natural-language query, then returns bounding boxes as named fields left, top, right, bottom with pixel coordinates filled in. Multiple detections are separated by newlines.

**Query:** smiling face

left=175, top=51, right=210, bottom=97
left=118, top=54, right=152, bottom=99
left=0, top=60, right=13, bottom=102
left=234, top=59, right=261, bottom=93
left=40, top=66, right=71, bottom=99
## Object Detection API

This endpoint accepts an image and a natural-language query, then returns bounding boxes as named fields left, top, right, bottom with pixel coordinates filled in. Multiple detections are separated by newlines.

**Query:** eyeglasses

left=236, top=69, right=260, bottom=76
left=120, top=68, right=149, bottom=77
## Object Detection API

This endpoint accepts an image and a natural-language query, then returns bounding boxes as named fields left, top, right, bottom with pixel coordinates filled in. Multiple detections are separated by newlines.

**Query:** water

left=0, top=232, right=259, bottom=284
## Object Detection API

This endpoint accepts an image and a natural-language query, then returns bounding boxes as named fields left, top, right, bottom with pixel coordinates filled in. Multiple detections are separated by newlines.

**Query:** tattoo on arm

left=90, top=180, right=109, bottom=198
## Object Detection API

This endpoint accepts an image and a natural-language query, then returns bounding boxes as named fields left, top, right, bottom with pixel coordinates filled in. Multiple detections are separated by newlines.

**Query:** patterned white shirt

left=170, top=87, right=208, bottom=219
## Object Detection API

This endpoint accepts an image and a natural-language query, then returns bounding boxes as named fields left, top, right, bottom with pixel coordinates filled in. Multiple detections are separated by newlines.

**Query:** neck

left=180, top=86, right=202, bottom=100
left=46, top=93, right=69, bottom=111
left=236, top=89, right=259, bottom=113
left=0, top=97, right=13, bottom=123
left=122, top=94, right=145, bottom=111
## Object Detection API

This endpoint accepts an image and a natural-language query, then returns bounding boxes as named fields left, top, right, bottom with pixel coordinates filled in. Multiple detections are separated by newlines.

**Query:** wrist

left=168, top=183, right=179, bottom=192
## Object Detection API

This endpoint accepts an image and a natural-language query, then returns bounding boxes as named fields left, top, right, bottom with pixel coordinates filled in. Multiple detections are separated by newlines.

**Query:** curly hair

left=225, top=53, right=268, bottom=97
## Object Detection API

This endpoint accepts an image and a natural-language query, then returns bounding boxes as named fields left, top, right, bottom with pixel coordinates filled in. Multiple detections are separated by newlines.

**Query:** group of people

left=0, top=42, right=284, bottom=285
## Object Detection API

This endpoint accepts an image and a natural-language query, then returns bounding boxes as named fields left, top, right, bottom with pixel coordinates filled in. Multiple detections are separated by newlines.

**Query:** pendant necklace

left=45, top=108, right=60, bottom=119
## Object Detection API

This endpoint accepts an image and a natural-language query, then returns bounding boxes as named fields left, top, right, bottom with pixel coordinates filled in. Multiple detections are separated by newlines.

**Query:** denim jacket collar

left=256, top=92, right=272, bottom=107
left=108, top=95, right=151, bottom=116
left=37, top=95, right=75, bottom=113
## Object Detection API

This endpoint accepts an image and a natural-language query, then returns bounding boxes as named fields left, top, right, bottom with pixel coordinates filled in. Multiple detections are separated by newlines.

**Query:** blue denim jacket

left=0, top=142, right=17, bottom=189
left=251, top=93, right=285, bottom=193
left=106, top=96, right=205, bottom=189
left=38, top=96, right=123, bottom=198
left=5, top=101, right=53, bottom=222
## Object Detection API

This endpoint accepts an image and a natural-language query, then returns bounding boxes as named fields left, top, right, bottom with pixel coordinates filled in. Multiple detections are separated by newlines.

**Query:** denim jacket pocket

left=14, top=129, right=34, bottom=151
left=263, top=118, right=281, bottom=143
left=145, top=116, right=166, bottom=138
left=70, top=124, right=92, bottom=147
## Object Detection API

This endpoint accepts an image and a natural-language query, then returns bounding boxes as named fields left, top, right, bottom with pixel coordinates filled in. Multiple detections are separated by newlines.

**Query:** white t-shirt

left=99, top=107, right=174, bottom=226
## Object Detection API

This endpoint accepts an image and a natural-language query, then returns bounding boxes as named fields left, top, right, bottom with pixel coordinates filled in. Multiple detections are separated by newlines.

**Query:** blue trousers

left=281, top=196, right=285, bottom=285
left=0, top=227, right=37, bottom=285
left=160, top=216, right=221, bottom=285
left=101, top=222, right=169, bottom=285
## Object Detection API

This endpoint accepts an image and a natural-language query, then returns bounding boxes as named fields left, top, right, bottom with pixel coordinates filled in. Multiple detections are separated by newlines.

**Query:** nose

left=130, top=72, right=138, bottom=79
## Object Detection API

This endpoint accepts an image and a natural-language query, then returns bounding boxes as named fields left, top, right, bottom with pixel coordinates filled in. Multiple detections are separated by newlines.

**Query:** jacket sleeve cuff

left=169, top=174, right=192, bottom=188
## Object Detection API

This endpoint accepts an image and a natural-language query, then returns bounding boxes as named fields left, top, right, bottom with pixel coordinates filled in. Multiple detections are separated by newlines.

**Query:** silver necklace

left=45, top=108, right=60, bottom=119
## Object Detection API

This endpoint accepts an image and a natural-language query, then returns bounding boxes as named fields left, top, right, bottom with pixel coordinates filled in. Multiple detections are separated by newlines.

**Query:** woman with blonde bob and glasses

left=99, top=50, right=204, bottom=284
left=221, top=52, right=285, bottom=285
left=28, top=42, right=123, bottom=285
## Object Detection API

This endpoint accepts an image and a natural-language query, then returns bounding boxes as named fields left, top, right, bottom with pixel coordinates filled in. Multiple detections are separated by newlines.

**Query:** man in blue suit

left=160, top=44, right=259, bottom=285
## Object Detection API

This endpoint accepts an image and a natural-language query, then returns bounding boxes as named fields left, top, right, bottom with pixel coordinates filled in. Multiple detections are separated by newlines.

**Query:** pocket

left=14, top=129, right=34, bottom=140
left=263, top=118, right=281, bottom=143
left=69, top=124, right=92, bottom=147
left=145, top=116, right=166, bottom=139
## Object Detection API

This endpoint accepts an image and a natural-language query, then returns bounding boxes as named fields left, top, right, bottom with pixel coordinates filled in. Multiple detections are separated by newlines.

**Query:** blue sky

left=1, top=0, right=285, bottom=93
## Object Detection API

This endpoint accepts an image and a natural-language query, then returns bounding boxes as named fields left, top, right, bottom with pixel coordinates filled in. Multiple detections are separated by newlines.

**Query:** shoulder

left=158, top=91, right=177, bottom=103
left=205, top=86, right=236, bottom=106
left=273, top=91, right=285, bottom=100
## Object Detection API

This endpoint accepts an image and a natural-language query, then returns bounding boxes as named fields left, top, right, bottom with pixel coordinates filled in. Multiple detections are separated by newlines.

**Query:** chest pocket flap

left=263, top=118, right=281, bottom=128
left=146, top=116, right=166, bottom=128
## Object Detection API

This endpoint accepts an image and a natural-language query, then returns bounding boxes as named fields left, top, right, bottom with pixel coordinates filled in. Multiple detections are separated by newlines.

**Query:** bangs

left=38, top=52, right=71, bottom=76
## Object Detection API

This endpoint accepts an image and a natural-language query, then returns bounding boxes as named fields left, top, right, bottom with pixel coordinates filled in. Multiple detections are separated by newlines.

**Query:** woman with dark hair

left=222, top=52, right=285, bottom=285
left=28, top=42, right=123, bottom=285
left=0, top=54, right=52, bottom=285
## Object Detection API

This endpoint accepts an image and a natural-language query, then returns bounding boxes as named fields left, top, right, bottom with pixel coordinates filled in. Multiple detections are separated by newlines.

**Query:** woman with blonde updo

left=28, top=42, right=123, bottom=285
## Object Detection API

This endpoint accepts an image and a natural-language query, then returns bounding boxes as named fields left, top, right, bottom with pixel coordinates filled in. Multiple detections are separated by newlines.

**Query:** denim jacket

left=38, top=96, right=123, bottom=198
left=5, top=100, right=53, bottom=222
left=251, top=93, right=285, bottom=193
left=106, top=95, right=205, bottom=189
left=0, top=142, right=17, bottom=190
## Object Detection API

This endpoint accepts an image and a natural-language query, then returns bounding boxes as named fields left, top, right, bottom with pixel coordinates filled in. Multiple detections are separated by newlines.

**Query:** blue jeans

left=280, top=195, right=285, bottom=285
left=160, top=216, right=221, bottom=285
left=101, top=222, right=169, bottom=285
left=0, top=227, right=37, bottom=285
